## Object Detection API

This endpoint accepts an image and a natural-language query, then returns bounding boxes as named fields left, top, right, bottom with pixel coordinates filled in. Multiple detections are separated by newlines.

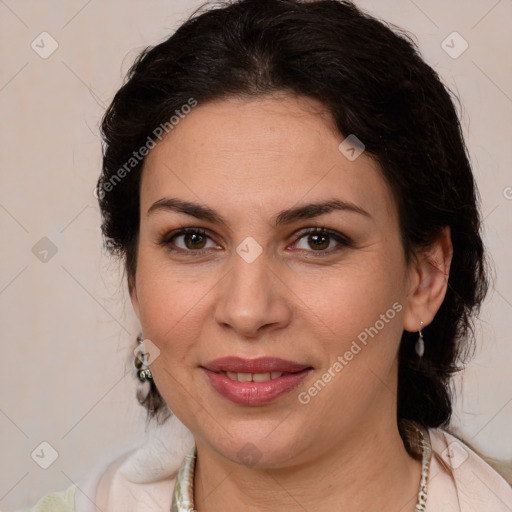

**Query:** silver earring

left=135, top=332, right=153, bottom=382
left=415, top=321, right=425, bottom=357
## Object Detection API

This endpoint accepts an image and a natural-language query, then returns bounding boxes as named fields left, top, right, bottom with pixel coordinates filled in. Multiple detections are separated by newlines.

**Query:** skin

left=129, top=94, right=453, bottom=511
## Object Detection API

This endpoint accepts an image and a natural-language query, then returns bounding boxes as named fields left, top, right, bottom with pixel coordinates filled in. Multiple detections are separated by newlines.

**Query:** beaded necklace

left=171, top=424, right=432, bottom=511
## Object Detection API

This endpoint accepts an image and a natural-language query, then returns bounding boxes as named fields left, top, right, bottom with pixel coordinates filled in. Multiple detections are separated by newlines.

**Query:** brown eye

left=307, top=233, right=330, bottom=250
left=164, top=229, right=219, bottom=252
left=293, top=228, right=352, bottom=254
left=183, top=232, right=207, bottom=250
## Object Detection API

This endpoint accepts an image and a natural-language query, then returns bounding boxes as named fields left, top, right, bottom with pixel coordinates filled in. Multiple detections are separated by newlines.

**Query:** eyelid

left=159, top=227, right=221, bottom=252
left=290, top=227, right=353, bottom=253
left=159, top=226, right=352, bottom=254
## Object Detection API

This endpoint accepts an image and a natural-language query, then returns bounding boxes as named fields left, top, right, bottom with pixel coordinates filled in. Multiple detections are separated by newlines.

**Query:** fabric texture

left=23, top=416, right=512, bottom=512
left=29, top=485, right=75, bottom=512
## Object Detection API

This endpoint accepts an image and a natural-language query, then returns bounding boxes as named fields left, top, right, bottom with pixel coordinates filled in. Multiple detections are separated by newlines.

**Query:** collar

left=84, top=417, right=512, bottom=512
left=171, top=445, right=197, bottom=512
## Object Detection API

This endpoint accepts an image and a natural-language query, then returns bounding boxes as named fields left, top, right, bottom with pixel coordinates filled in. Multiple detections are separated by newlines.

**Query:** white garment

left=22, top=415, right=512, bottom=511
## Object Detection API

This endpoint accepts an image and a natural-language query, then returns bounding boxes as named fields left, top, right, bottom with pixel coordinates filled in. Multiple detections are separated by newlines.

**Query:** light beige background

left=0, top=0, right=511, bottom=510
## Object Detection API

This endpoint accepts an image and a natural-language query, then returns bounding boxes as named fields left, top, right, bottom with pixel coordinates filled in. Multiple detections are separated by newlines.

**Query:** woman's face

left=131, top=95, right=417, bottom=467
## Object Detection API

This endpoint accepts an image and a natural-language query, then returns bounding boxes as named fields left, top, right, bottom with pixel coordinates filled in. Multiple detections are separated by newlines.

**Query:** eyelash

left=293, top=227, right=353, bottom=255
left=159, top=227, right=353, bottom=256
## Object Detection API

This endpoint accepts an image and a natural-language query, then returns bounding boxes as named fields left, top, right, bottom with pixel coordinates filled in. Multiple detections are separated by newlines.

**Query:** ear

left=403, top=226, right=453, bottom=332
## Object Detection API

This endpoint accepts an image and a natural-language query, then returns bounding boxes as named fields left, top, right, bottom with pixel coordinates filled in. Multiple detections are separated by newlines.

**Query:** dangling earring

left=134, top=332, right=153, bottom=382
left=415, top=321, right=425, bottom=357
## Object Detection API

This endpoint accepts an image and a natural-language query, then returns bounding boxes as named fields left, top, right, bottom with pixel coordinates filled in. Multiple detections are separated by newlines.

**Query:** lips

left=224, top=371, right=284, bottom=382
left=201, top=357, right=312, bottom=406
left=203, top=356, right=309, bottom=374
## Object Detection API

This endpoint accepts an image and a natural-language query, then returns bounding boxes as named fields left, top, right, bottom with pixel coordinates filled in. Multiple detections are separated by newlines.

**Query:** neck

left=193, top=415, right=422, bottom=512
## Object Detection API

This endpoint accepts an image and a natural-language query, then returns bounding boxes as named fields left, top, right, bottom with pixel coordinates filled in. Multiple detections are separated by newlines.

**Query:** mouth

left=201, top=357, right=312, bottom=406
left=220, top=370, right=287, bottom=382
left=203, top=356, right=310, bottom=374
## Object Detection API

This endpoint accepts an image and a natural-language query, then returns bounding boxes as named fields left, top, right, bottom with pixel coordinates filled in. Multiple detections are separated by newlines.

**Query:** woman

left=27, top=0, right=512, bottom=510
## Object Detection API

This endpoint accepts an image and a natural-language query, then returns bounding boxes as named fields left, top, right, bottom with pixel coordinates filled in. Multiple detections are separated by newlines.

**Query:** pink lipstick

left=202, top=357, right=312, bottom=406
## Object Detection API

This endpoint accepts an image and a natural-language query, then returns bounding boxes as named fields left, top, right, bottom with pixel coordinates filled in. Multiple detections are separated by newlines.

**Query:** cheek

left=291, top=262, right=406, bottom=415
left=294, top=269, right=405, bottom=426
left=134, top=252, right=211, bottom=361
left=292, top=258, right=404, bottom=345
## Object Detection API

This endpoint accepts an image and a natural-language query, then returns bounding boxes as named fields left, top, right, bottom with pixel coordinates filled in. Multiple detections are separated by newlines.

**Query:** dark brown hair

left=97, top=0, right=488, bottom=430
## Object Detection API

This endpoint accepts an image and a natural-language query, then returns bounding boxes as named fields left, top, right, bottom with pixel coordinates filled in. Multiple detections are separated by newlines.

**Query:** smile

left=223, top=371, right=284, bottom=382
left=202, top=357, right=312, bottom=406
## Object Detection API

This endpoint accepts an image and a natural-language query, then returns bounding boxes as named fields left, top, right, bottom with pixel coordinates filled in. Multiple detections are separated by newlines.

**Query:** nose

left=213, top=252, right=293, bottom=338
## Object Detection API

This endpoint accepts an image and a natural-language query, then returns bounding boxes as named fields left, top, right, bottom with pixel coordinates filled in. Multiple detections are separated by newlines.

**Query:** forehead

left=141, top=95, right=397, bottom=224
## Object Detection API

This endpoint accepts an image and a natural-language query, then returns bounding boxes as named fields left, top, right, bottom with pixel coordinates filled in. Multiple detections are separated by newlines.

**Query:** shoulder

left=23, top=416, right=194, bottom=512
left=428, top=428, right=512, bottom=511
left=23, top=448, right=182, bottom=512
left=87, top=416, right=194, bottom=511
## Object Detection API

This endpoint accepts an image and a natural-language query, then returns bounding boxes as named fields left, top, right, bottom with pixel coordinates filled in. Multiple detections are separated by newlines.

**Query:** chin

left=203, top=424, right=309, bottom=469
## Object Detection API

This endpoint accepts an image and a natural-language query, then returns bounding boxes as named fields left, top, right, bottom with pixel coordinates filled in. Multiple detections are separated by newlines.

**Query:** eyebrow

left=274, top=199, right=371, bottom=225
left=147, top=198, right=227, bottom=224
left=147, top=197, right=371, bottom=226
